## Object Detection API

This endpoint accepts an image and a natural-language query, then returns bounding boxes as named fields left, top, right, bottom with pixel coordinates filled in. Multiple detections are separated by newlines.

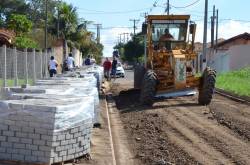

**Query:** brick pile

left=0, top=70, right=102, bottom=164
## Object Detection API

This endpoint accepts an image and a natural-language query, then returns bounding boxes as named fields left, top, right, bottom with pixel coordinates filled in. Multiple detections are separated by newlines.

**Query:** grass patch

left=216, top=67, right=250, bottom=97
left=0, top=79, right=34, bottom=87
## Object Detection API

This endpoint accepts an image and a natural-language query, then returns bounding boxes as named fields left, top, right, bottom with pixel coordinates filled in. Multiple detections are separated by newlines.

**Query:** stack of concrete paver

left=0, top=66, right=103, bottom=164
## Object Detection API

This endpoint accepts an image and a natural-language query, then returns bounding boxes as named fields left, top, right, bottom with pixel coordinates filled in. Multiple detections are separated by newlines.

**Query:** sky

left=65, top=0, right=250, bottom=57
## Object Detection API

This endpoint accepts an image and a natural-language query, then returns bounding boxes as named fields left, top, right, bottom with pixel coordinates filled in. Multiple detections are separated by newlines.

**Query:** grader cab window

left=151, top=20, right=188, bottom=50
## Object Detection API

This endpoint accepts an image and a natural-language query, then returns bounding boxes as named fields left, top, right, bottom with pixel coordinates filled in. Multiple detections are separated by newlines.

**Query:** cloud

left=101, top=27, right=132, bottom=57
left=100, top=20, right=250, bottom=57
left=195, top=20, right=250, bottom=42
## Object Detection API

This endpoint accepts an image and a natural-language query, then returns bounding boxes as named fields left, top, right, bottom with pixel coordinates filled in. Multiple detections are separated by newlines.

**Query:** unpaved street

left=110, top=70, right=250, bottom=165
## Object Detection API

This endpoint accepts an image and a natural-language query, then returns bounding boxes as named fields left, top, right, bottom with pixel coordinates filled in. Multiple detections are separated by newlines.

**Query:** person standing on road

left=48, top=56, right=58, bottom=77
left=84, top=55, right=91, bottom=65
left=111, top=56, right=118, bottom=78
left=103, top=57, right=112, bottom=81
left=67, top=53, right=75, bottom=71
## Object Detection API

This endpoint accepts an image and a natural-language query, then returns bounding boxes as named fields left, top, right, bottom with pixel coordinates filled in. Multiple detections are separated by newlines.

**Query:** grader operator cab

left=135, top=15, right=216, bottom=106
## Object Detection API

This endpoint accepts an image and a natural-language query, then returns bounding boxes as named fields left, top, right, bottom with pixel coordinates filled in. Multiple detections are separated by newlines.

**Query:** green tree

left=7, top=14, right=32, bottom=35
left=114, top=33, right=144, bottom=63
left=0, top=0, right=29, bottom=27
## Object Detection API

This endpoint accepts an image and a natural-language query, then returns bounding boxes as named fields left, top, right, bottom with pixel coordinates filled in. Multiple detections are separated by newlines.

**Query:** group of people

left=103, top=56, right=117, bottom=81
left=48, top=53, right=75, bottom=77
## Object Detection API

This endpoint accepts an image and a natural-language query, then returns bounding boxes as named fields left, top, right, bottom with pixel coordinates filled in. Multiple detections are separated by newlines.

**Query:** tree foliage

left=114, top=34, right=144, bottom=63
left=14, top=36, right=38, bottom=48
left=7, top=14, right=32, bottom=35
left=0, top=0, right=103, bottom=61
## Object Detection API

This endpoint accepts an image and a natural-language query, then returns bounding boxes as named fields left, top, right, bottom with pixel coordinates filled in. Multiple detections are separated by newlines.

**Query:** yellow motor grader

left=134, top=15, right=216, bottom=106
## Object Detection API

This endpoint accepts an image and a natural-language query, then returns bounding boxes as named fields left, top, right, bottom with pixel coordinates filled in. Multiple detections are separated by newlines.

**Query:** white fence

left=0, top=45, right=53, bottom=87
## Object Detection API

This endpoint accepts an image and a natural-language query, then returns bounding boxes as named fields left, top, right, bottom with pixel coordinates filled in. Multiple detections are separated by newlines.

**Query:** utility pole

left=44, top=0, right=48, bottom=49
left=166, top=0, right=170, bottom=15
left=215, top=9, right=219, bottom=51
left=94, top=24, right=102, bottom=44
left=211, top=5, right=215, bottom=47
left=129, top=19, right=140, bottom=37
left=56, top=0, right=61, bottom=39
left=119, top=34, right=122, bottom=43
left=202, top=0, right=208, bottom=70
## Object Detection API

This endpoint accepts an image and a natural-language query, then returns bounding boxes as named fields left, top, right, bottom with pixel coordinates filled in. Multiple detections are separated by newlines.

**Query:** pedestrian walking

left=48, top=56, right=58, bottom=77
left=67, top=53, right=75, bottom=71
left=111, top=56, right=118, bottom=79
left=103, top=57, right=112, bottom=81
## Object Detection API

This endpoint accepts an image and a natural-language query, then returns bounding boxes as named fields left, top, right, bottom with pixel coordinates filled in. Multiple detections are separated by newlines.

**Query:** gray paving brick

left=12, top=154, right=24, bottom=161
left=16, top=132, right=28, bottom=138
left=61, top=140, right=69, bottom=146
left=3, top=131, right=14, bottom=136
left=74, top=132, right=81, bottom=138
left=28, top=133, right=41, bottom=140
left=21, top=138, right=33, bottom=144
left=70, top=127, right=79, bottom=133
left=57, top=134, right=65, bottom=141
left=9, top=125, right=21, bottom=131
left=7, top=148, right=18, bottom=154
left=33, top=139, right=45, bottom=145
left=18, top=149, right=31, bottom=155
left=68, top=148, right=76, bottom=155
left=66, top=154, right=74, bottom=160
left=22, top=127, right=34, bottom=133
left=54, top=156, right=62, bottom=163
left=13, top=143, right=25, bottom=149
left=0, top=148, right=6, bottom=153
left=0, top=136, right=6, bottom=141
left=37, top=156, right=49, bottom=163
left=1, top=141, right=13, bottom=148
left=26, top=144, right=38, bottom=150
left=39, top=146, right=51, bottom=152
left=35, top=128, right=47, bottom=134
left=59, top=150, right=67, bottom=156
left=52, top=141, right=60, bottom=147
left=0, top=124, right=8, bottom=130
left=32, top=150, right=44, bottom=156
left=8, top=137, right=20, bottom=143
left=25, top=155, right=38, bottom=162
left=0, top=153, right=11, bottom=159
left=4, top=120, right=15, bottom=125
left=18, top=121, right=29, bottom=127
left=69, top=138, right=77, bottom=144
left=41, top=135, right=51, bottom=140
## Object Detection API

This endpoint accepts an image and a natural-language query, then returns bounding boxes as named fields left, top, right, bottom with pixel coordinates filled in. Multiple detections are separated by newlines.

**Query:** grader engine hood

left=172, top=50, right=186, bottom=89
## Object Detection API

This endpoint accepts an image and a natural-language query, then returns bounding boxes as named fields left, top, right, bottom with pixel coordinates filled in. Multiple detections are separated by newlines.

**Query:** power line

left=77, top=7, right=151, bottom=14
left=170, top=0, right=201, bottom=9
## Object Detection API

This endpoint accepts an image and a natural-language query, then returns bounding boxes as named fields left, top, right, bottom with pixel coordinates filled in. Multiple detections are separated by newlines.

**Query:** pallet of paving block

left=51, top=154, right=91, bottom=165
left=0, top=160, right=48, bottom=165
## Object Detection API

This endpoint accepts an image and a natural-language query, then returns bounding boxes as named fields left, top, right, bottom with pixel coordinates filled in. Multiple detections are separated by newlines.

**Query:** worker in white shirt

left=67, top=53, right=75, bottom=71
left=48, top=56, right=58, bottom=77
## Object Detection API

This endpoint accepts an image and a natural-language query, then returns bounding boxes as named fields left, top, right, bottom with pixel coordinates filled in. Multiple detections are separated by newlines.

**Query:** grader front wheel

left=198, top=67, right=216, bottom=105
left=140, top=70, right=157, bottom=106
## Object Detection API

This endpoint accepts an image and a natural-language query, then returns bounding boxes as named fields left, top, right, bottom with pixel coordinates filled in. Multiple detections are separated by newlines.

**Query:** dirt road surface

left=110, top=70, right=250, bottom=165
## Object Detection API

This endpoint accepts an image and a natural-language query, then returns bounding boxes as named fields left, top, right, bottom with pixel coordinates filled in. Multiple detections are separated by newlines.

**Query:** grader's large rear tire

left=198, top=67, right=216, bottom=105
left=140, top=70, right=157, bottom=106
